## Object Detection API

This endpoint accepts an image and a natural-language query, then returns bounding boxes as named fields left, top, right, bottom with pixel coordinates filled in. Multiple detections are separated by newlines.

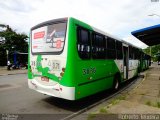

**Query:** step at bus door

left=123, top=46, right=129, bottom=80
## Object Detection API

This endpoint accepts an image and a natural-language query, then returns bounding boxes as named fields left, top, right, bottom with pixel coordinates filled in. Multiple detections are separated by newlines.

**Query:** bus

left=28, top=17, right=144, bottom=100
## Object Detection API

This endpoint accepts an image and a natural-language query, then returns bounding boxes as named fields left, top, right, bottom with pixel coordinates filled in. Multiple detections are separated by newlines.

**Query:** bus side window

left=77, top=27, right=90, bottom=59
left=107, top=37, right=116, bottom=59
left=96, top=34, right=106, bottom=59
left=129, top=46, right=134, bottom=59
left=116, top=41, right=123, bottom=59
left=92, top=33, right=106, bottom=59
left=134, top=48, right=140, bottom=60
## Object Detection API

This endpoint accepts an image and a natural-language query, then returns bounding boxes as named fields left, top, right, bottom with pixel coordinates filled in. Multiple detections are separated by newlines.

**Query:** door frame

left=123, top=44, right=129, bottom=80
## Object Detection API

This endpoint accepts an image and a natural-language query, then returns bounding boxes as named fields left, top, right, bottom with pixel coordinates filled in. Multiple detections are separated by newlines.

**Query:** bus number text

left=82, top=67, right=96, bottom=75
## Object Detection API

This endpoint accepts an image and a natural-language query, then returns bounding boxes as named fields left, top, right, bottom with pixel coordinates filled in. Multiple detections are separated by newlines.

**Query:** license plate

left=41, top=77, right=49, bottom=82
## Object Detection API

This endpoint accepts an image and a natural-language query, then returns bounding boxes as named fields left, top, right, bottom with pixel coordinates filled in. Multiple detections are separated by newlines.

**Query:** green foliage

left=87, top=113, right=97, bottom=120
left=156, top=102, right=160, bottom=108
left=99, top=108, right=108, bottom=113
left=0, top=24, right=28, bottom=66
left=0, top=44, right=7, bottom=65
left=110, top=99, right=120, bottom=105
left=117, top=95, right=126, bottom=100
left=145, top=101, right=152, bottom=106
left=143, top=44, right=160, bottom=61
left=145, top=101, right=160, bottom=108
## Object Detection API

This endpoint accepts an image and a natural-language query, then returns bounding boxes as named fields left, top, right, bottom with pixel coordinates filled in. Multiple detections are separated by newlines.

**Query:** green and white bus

left=28, top=17, right=142, bottom=100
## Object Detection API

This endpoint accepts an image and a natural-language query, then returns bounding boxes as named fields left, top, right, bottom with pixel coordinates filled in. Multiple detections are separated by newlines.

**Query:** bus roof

left=31, top=17, right=68, bottom=31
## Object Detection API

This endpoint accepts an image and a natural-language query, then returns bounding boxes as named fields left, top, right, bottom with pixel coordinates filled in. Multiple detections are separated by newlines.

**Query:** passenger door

left=123, top=45, right=129, bottom=80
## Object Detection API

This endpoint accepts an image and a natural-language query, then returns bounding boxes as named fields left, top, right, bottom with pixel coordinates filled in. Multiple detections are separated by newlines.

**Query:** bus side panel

left=75, top=60, right=120, bottom=100
left=128, top=60, right=139, bottom=79
left=76, top=76, right=113, bottom=99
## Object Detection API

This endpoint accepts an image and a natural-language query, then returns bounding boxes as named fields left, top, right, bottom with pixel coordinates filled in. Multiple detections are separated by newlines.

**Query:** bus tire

left=112, top=75, right=120, bottom=91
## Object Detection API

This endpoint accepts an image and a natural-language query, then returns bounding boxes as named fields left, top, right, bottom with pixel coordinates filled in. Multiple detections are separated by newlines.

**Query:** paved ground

left=0, top=66, right=27, bottom=76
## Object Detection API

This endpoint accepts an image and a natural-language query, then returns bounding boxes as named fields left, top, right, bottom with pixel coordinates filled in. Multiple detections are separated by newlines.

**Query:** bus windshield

left=31, top=22, right=67, bottom=54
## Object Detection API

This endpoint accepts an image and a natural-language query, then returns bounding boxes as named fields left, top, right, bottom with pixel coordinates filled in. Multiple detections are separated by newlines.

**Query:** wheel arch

left=114, top=72, right=122, bottom=83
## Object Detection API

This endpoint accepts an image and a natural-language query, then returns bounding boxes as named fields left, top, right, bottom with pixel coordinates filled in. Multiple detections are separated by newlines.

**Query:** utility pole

left=6, top=50, right=8, bottom=65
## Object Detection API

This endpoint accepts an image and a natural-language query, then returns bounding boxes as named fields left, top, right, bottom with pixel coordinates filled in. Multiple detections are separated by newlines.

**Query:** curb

left=131, top=73, right=146, bottom=91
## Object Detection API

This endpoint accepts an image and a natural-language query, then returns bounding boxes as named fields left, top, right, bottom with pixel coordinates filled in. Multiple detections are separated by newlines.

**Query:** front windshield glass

left=31, top=22, right=67, bottom=54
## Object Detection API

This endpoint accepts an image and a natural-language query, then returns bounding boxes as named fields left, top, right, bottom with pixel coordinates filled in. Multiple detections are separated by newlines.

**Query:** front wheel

left=112, top=76, right=120, bottom=91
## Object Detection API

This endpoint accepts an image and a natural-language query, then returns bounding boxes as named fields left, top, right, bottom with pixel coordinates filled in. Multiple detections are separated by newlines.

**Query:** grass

left=145, top=101, right=152, bottom=106
left=110, top=99, right=120, bottom=105
left=87, top=113, right=97, bottom=120
left=118, top=95, right=126, bottom=100
left=145, top=101, right=160, bottom=108
left=156, top=101, right=160, bottom=108
left=99, top=108, right=108, bottom=113
left=154, top=102, right=160, bottom=108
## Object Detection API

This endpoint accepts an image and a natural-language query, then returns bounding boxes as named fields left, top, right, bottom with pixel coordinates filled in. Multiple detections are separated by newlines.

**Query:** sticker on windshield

left=34, top=31, right=45, bottom=39
left=56, top=40, right=62, bottom=49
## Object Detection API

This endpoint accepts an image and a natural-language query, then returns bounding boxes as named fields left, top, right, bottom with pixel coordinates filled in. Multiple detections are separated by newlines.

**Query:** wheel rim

left=115, top=80, right=119, bottom=89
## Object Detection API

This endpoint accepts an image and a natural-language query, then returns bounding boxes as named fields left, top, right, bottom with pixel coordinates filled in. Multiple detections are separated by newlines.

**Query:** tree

left=0, top=24, right=28, bottom=66
left=143, top=44, right=160, bottom=61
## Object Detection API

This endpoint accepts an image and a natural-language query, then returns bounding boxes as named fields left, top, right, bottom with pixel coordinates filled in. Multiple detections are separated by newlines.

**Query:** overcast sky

left=0, top=0, right=160, bottom=48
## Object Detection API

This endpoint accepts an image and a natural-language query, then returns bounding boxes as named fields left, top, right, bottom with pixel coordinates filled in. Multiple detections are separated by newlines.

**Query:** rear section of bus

left=28, top=18, right=75, bottom=100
